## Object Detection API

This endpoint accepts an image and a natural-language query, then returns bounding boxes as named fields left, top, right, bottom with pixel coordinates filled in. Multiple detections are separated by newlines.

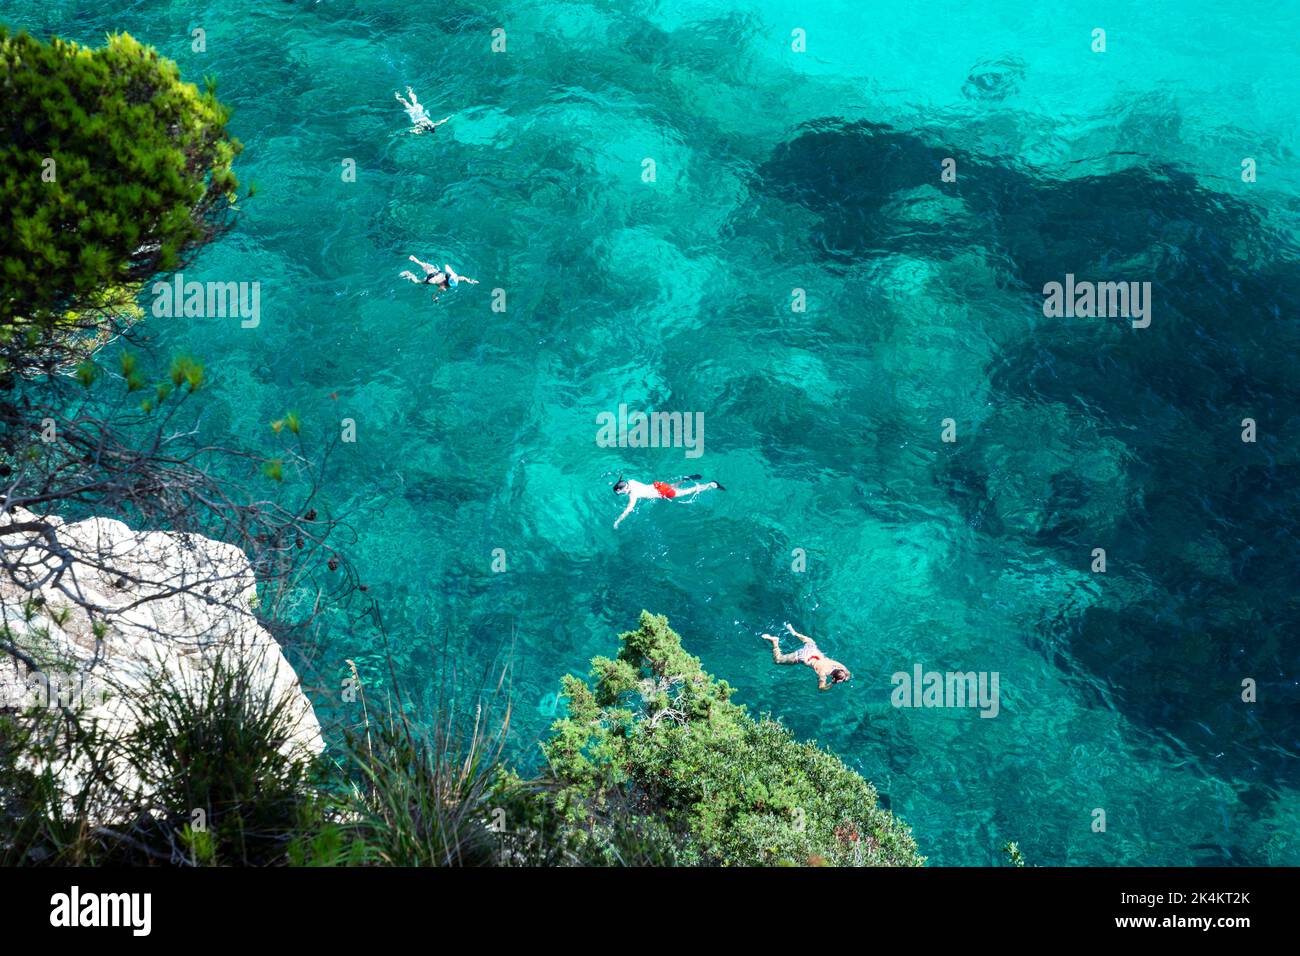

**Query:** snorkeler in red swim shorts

left=612, top=474, right=725, bottom=528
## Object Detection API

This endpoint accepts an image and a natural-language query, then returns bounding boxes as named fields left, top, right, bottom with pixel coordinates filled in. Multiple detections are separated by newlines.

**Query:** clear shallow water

left=7, top=0, right=1299, bottom=864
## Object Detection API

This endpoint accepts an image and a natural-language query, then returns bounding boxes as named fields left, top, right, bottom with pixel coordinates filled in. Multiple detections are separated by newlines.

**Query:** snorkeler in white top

left=611, top=474, right=724, bottom=529
left=394, top=87, right=450, bottom=134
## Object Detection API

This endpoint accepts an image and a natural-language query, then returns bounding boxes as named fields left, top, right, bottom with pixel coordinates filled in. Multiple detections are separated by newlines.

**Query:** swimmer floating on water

left=394, top=86, right=450, bottom=134
left=400, top=256, right=479, bottom=298
left=762, top=623, right=851, bottom=691
left=612, top=474, right=724, bottom=529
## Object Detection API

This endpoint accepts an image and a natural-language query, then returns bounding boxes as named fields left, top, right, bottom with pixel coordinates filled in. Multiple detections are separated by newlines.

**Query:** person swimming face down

left=401, top=257, right=479, bottom=294
left=394, top=88, right=450, bottom=134
left=610, top=474, right=723, bottom=528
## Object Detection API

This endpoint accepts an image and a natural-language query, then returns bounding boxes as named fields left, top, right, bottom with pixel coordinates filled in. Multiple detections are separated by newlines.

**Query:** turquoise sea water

left=6, top=0, right=1300, bottom=865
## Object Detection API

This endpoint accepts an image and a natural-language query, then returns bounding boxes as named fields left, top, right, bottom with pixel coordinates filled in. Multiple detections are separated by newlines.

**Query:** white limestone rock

left=0, top=506, right=323, bottom=808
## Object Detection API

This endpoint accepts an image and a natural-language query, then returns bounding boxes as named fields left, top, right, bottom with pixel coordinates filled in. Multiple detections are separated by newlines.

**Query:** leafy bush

left=0, top=650, right=326, bottom=866
left=0, top=28, right=241, bottom=333
left=113, top=651, right=325, bottom=866
left=535, top=611, right=924, bottom=866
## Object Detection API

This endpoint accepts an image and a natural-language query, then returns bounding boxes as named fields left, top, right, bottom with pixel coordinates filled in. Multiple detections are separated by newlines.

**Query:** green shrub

left=114, top=650, right=325, bottom=866
left=0, top=651, right=325, bottom=866
left=0, top=28, right=241, bottom=331
left=535, top=611, right=924, bottom=866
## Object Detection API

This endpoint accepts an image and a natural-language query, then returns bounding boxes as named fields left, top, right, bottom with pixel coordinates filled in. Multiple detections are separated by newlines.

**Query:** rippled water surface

left=7, top=0, right=1299, bottom=864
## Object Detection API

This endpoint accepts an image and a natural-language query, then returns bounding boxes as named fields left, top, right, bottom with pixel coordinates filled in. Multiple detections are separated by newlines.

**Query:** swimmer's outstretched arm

left=613, top=498, right=636, bottom=529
